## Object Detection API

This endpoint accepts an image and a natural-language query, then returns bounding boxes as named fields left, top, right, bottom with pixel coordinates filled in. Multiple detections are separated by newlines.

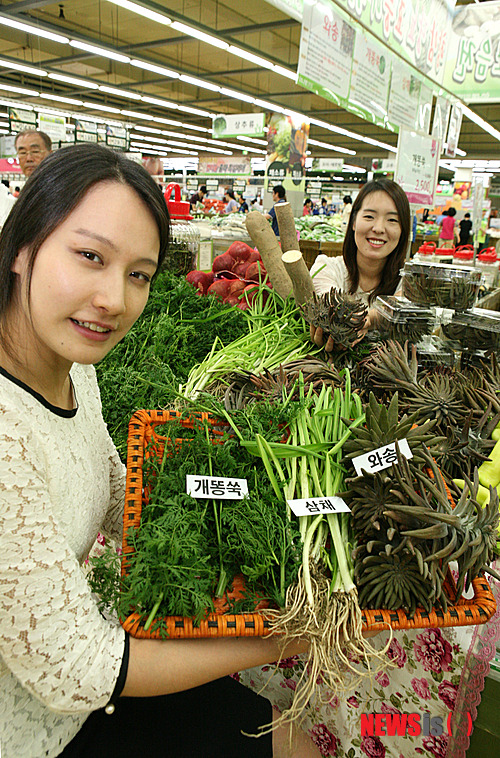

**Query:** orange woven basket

left=121, top=410, right=497, bottom=637
left=121, top=409, right=271, bottom=639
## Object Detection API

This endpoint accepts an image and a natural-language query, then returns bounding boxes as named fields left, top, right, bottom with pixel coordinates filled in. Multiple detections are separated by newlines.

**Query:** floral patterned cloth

left=238, top=567, right=500, bottom=758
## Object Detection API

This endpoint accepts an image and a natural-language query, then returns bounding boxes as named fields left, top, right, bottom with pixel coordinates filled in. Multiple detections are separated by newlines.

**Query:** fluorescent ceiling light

left=48, top=72, right=99, bottom=89
left=343, top=164, right=366, bottom=173
left=0, top=15, right=69, bottom=44
left=236, top=136, right=268, bottom=145
left=273, top=65, right=296, bottom=80
left=40, top=93, right=83, bottom=106
left=219, top=87, right=255, bottom=104
left=134, top=125, right=162, bottom=134
left=121, top=109, right=150, bottom=119
left=105, top=1, right=172, bottom=25
left=309, top=117, right=397, bottom=152
left=99, top=85, right=141, bottom=99
left=141, top=95, right=179, bottom=109
left=69, top=40, right=131, bottom=63
left=83, top=101, right=122, bottom=113
left=0, top=58, right=47, bottom=77
left=171, top=22, right=229, bottom=50
left=130, top=133, right=167, bottom=144
left=0, top=128, right=8, bottom=133
left=227, top=46, right=274, bottom=70
left=179, top=74, right=220, bottom=92
left=152, top=116, right=210, bottom=132
left=0, top=83, right=39, bottom=96
left=0, top=99, right=33, bottom=109
left=131, top=59, right=179, bottom=78
left=462, top=104, right=500, bottom=142
left=253, top=99, right=286, bottom=114
left=308, top=137, right=356, bottom=156
left=177, top=104, right=214, bottom=118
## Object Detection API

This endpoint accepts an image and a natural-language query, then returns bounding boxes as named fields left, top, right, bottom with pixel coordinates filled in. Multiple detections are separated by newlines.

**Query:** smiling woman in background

left=310, top=178, right=410, bottom=349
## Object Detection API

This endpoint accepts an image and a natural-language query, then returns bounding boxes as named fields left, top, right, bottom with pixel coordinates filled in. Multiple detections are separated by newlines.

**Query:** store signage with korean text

left=431, top=96, right=451, bottom=142
left=394, top=129, right=441, bottom=206
left=312, top=157, right=344, bottom=171
left=106, top=124, right=128, bottom=149
left=212, top=112, right=265, bottom=138
left=443, top=1, right=500, bottom=103
left=38, top=113, right=66, bottom=144
left=8, top=106, right=36, bottom=134
left=74, top=119, right=98, bottom=143
left=199, top=156, right=252, bottom=176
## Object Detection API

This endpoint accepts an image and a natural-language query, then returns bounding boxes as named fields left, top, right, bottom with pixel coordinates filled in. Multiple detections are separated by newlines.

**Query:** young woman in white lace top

left=0, top=144, right=320, bottom=758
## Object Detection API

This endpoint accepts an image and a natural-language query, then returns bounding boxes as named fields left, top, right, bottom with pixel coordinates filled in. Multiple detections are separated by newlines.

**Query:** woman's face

left=12, top=181, right=160, bottom=371
left=352, top=191, right=401, bottom=265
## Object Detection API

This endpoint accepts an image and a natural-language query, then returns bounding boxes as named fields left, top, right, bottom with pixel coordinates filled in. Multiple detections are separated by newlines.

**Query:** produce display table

left=299, top=239, right=344, bottom=269
left=238, top=570, right=500, bottom=758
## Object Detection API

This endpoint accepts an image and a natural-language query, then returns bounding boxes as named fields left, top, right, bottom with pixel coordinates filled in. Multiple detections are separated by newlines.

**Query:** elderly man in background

left=15, top=130, right=52, bottom=177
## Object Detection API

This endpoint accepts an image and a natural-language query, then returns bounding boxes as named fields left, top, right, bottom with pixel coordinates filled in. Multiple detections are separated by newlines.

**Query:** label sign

left=213, top=112, right=265, bottom=138
left=395, top=129, right=441, bottom=207
left=352, top=439, right=413, bottom=476
left=186, top=475, right=248, bottom=500
left=286, top=495, right=351, bottom=517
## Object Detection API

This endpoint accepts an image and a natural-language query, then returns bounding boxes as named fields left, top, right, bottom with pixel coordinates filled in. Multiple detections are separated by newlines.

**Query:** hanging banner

left=394, top=129, right=441, bottom=206
left=348, top=31, right=390, bottom=125
left=417, top=83, right=434, bottom=134
left=387, top=61, right=421, bottom=130
left=431, top=95, right=451, bottom=141
left=198, top=156, right=252, bottom=176
left=266, top=112, right=309, bottom=192
left=443, top=1, right=500, bottom=103
left=38, top=113, right=66, bottom=144
left=212, top=113, right=265, bottom=138
left=445, top=103, right=463, bottom=157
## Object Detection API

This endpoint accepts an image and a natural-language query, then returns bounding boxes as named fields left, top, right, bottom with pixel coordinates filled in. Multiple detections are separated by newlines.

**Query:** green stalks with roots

left=241, top=369, right=392, bottom=727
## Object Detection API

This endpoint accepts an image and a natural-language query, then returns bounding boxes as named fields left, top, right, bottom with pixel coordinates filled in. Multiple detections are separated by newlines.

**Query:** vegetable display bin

left=121, top=410, right=497, bottom=636
left=163, top=183, right=200, bottom=276
left=121, top=409, right=271, bottom=639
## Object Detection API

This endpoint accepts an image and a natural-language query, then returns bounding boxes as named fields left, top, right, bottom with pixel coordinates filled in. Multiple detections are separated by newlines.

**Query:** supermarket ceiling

left=0, top=0, right=498, bottom=168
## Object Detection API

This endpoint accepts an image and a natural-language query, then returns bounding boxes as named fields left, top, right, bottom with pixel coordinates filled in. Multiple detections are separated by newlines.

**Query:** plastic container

left=476, top=248, right=499, bottom=290
left=416, top=336, right=456, bottom=369
left=453, top=247, right=475, bottom=267
left=400, top=260, right=483, bottom=311
left=413, top=242, right=436, bottom=264
left=374, top=296, right=436, bottom=344
left=163, top=183, right=200, bottom=276
left=433, top=246, right=455, bottom=264
left=441, top=307, right=500, bottom=351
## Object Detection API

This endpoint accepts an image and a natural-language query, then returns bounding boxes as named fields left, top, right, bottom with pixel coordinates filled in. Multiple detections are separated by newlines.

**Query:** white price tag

left=286, top=496, right=351, bottom=518
left=352, top=439, right=412, bottom=476
left=186, top=475, right=248, bottom=500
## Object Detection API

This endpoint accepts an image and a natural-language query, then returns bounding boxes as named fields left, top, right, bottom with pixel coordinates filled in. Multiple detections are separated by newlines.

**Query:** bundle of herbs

left=96, top=269, right=249, bottom=458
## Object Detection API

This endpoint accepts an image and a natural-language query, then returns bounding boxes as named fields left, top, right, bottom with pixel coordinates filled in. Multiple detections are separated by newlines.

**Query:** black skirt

left=58, top=676, right=273, bottom=758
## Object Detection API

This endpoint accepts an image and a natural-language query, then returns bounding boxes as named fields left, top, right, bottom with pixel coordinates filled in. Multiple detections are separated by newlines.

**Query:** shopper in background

left=14, top=129, right=52, bottom=177
left=303, top=198, right=313, bottom=216
left=12, top=186, right=20, bottom=198
left=264, top=184, right=287, bottom=236
left=458, top=212, right=473, bottom=246
left=237, top=193, right=249, bottom=213
left=439, top=206, right=457, bottom=248
left=0, top=143, right=320, bottom=758
left=310, top=178, right=410, bottom=351
left=189, top=184, right=207, bottom=210
left=224, top=189, right=239, bottom=213
left=319, top=198, right=329, bottom=215
left=341, top=195, right=353, bottom=229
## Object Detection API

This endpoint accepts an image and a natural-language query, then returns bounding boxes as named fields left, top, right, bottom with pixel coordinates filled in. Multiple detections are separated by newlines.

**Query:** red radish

left=226, top=241, right=255, bottom=261
left=212, top=253, right=235, bottom=273
left=246, top=250, right=261, bottom=264
left=237, top=300, right=250, bottom=310
left=225, top=295, right=241, bottom=307
left=207, top=279, right=233, bottom=300
left=186, top=270, right=214, bottom=294
left=242, top=284, right=258, bottom=304
left=245, top=261, right=267, bottom=282
left=228, top=279, right=246, bottom=296
left=232, top=261, right=251, bottom=278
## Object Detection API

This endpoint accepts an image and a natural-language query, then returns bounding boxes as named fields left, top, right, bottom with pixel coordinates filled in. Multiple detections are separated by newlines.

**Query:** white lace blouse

left=0, top=363, right=127, bottom=758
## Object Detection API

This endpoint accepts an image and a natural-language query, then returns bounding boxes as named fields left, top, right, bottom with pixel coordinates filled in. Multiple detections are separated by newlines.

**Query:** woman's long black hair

left=342, top=179, right=410, bottom=304
left=0, top=143, right=170, bottom=326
